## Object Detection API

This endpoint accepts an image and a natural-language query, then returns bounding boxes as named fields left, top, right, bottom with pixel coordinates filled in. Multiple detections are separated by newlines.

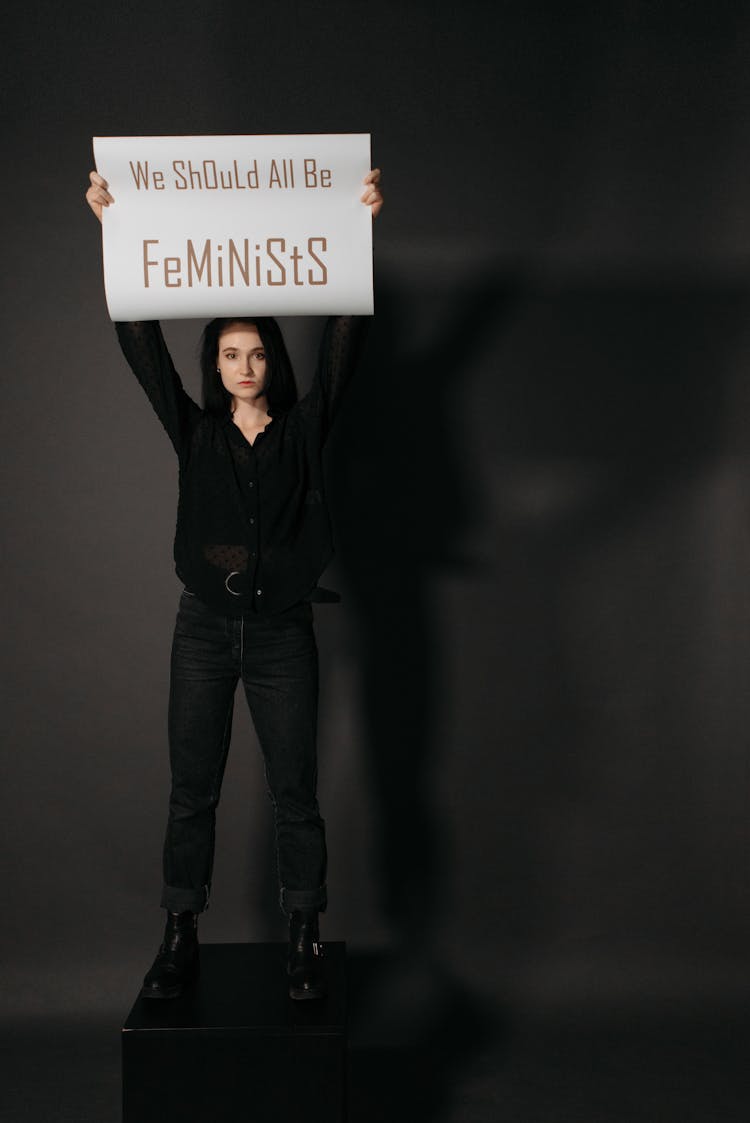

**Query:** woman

left=85, top=165, right=382, bottom=1001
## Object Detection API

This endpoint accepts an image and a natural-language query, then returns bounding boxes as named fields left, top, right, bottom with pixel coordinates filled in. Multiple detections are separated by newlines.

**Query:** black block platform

left=122, top=941, right=346, bottom=1123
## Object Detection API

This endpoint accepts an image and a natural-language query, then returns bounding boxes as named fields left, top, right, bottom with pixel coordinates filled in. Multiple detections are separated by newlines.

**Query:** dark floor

left=2, top=953, right=748, bottom=1122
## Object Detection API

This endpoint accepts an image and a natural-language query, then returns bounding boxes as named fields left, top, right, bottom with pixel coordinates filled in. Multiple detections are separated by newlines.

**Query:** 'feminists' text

left=142, top=238, right=329, bottom=290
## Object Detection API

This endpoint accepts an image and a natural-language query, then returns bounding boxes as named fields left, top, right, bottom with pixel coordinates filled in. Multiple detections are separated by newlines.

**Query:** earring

left=216, top=368, right=221, bottom=374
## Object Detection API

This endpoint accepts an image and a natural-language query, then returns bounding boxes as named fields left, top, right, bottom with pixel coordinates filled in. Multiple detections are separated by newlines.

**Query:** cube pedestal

left=122, top=941, right=346, bottom=1123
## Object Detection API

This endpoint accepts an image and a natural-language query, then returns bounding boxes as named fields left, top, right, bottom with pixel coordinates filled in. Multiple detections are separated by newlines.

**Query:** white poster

left=93, top=134, right=373, bottom=320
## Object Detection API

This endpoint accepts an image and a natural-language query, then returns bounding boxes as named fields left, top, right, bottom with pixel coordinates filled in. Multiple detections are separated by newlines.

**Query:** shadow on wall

left=326, top=263, right=747, bottom=977
left=326, top=269, right=513, bottom=944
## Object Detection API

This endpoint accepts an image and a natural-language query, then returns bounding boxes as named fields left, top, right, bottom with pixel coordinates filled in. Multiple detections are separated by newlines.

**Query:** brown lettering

left=290, top=244, right=304, bottom=286
left=164, top=257, right=181, bottom=287
left=187, top=240, right=211, bottom=286
left=303, top=158, right=318, bottom=187
left=143, top=239, right=159, bottom=287
left=266, top=238, right=286, bottom=285
left=203, top=160, right=218, bottom=190
left=129, top=161, right=152, bottom=189
left=229, top=240, right=250, bottom=286
left=307, top=238, right=328, bottom=286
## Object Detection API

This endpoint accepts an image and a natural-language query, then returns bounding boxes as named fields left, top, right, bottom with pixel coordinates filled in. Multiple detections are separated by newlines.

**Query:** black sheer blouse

left=114, top=316, right=368, bottom=616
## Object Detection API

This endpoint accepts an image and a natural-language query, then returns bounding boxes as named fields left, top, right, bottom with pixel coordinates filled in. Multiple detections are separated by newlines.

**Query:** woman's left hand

left=361, top=169, right=383, bottom=218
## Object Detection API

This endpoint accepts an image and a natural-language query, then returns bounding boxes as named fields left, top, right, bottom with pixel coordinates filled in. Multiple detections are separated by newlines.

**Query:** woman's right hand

left=85, top=170, right=114, bottom=224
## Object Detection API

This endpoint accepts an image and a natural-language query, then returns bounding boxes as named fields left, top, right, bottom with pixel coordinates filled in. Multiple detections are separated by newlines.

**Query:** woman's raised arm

left=299, top=169, right=382, bottom=439
left=85, top=168, right=201, bottom=457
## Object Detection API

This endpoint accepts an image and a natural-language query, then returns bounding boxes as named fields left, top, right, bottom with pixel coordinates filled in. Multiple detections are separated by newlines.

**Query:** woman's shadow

left=328, top=269, right=509, bottom=942
left=324, top=270, right=511, bottom=1120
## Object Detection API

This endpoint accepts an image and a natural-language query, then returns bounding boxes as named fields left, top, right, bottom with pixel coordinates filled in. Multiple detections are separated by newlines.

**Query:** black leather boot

left=288, top=910, right=326, bottom=1000
left=140, top=911, right=199, bottom=1000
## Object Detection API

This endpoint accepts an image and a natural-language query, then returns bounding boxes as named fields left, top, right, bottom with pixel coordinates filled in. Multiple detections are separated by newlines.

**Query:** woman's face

left=217, top=323, right=268, bottom=406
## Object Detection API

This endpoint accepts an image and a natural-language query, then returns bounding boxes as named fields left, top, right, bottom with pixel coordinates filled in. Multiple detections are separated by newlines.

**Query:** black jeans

left=160, top=590, right=327, bottom=916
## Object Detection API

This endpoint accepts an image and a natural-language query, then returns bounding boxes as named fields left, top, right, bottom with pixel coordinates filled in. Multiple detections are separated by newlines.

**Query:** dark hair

left=200, top=317, right=298, bottom=416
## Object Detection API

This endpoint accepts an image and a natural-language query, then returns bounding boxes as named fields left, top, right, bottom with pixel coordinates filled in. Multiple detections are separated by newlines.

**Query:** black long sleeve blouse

left=114, top=316, right=368, bottom=616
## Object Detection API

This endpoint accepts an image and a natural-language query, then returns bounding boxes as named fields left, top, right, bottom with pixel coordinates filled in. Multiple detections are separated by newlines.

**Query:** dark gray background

left=2, top=1, right=749, bottom=1118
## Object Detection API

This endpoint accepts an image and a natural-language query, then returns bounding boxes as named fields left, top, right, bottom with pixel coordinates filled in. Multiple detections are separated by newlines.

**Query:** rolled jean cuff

left=280, top=885, right=327, bottom=916
left=161, top=883, right=210, bottom=914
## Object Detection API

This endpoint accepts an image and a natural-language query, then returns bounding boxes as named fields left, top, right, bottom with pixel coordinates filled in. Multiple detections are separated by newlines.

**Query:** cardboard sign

left=93, top=134, right=373, bottom=319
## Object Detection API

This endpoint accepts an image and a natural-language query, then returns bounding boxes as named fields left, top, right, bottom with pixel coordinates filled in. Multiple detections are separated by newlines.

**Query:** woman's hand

left=85, top=170, right=114, bottom=224
left=361, top=168, right=383, bottom=218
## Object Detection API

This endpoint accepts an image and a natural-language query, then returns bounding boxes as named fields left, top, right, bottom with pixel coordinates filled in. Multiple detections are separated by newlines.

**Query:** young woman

left=85, top=165, right=382, bottom=1000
